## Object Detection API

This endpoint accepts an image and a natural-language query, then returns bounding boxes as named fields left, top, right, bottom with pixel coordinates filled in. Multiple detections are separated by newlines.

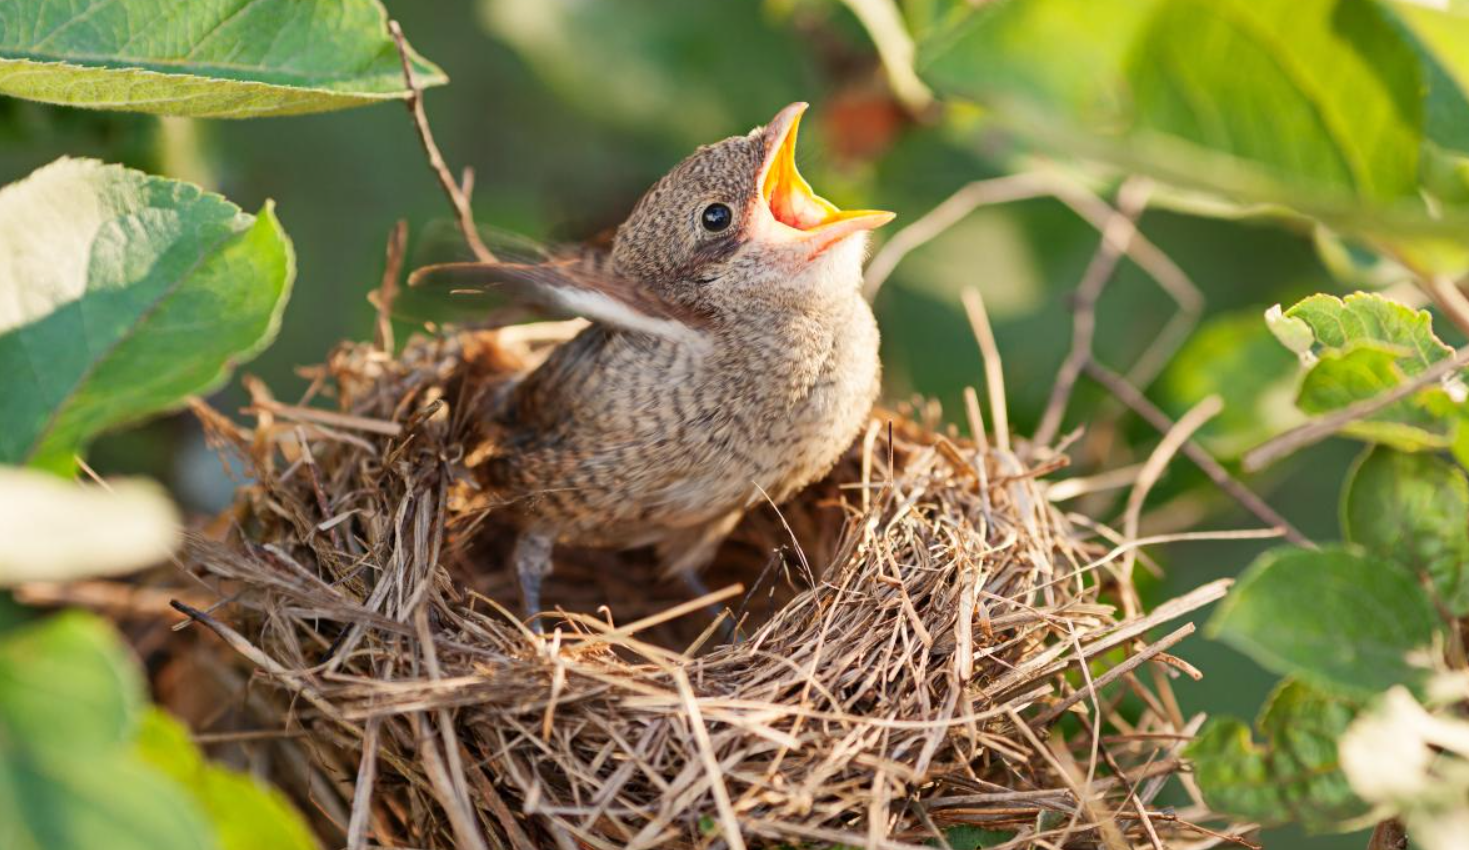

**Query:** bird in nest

left=414, top=102, right=894, bottom=627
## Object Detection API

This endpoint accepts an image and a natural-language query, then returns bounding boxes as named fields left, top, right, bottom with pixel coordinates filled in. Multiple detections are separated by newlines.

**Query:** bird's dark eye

left=700, top=203, right=732, bottom=232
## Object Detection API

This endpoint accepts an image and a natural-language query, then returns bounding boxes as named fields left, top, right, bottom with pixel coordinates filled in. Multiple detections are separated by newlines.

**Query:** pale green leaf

left=1285, top=292, right=1452, bottom=371
left=0, top=0, right=445, bottom=118
left=1209, top=546, right=1442, bottom=697
left=135, top=709, right=316, bottom=850
left=1189, top=679, right=1368, bottom=831
left=1344, top=446, right=1469, bottom=614
left=0, top=468, right=178, bottom=586
left=921, top=0, right=1452, bottom=233
left=0, top=158, right=294, bottom=473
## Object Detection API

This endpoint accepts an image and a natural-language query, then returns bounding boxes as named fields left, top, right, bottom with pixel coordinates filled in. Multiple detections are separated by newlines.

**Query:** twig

left=1242, top=344, right=1469, bottom=472
left=387, top=20, right=495, bottom=264
left=864, top=174, right=1059, bottom=297
left=371, top=220, right=408, bottom=353
left=1120, top=395, right=1223, bottom=615
left=836, top=0, right=933, bottom=114
left=1083, top=361, right=1312, bottom=547
left=1034, top=177, right=1152, bottom=447
left=962, top=288, right=1010, bottom=453
left=1424, top=273, right=1469, bottom=339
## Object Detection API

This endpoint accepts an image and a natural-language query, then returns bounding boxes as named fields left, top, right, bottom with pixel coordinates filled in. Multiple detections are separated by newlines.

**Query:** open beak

left=758, top=102, right=894, bottom=248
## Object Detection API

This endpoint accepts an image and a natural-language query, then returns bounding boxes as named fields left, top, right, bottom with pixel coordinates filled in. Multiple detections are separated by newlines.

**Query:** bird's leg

left=512, top=529, right=555, bottom=633
left=658, top=511, right=744, bottom=631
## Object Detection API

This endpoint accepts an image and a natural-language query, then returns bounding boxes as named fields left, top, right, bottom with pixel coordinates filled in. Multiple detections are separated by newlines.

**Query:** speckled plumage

left=471, top=104, right=890, bottom=616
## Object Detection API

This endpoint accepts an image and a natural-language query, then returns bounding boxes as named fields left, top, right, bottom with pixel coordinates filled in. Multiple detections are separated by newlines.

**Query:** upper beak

left=757, top=102, right=895, bottom=245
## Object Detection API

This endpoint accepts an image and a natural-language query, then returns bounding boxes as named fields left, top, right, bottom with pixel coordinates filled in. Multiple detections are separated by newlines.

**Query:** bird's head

left=612, top=102, right=894, bottom=313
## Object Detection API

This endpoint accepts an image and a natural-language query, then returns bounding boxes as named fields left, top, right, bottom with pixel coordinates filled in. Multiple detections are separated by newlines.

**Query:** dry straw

left=173, top=309, right=1272, bottom=849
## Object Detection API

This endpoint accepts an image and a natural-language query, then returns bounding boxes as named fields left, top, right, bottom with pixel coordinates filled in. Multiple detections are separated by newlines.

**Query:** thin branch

left=1120, top=395, right=1223, bottom=616
left=1243, top=344, right=1469, bottom=472
left=1035, top=177, right=1152, bottom=447
left=387, top=20, right=495, bottom=264
left=371, top=220, right=407, bottom=353
left=864, top=174, right=1059, bottom=298
left=962, top=287, right=1010, bottom=453
left=1083, top=361, right=1313, bottom=547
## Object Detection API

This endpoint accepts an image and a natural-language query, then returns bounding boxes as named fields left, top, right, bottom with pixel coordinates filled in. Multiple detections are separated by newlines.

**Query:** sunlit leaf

left=922, top=0, right=1469, bottom=242
left=1189, top=679, right=1369, bottom=831
left=0, top=749, right=216, bottom=850
left=0, top=468, right=178, bottom=586
left=0, top=158, right=294, bottom=473
left=135, top=709, right=316, bottom=850
left=0, top=613, right=216, bottom=850
left=1209, top=546, right=1442, bottom=697
left=0, top=0, right=445, bottom=118
left=1268, top=293, right=1469, bottom=454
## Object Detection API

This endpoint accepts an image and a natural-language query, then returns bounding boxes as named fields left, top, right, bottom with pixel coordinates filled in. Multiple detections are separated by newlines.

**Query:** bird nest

left=171, top=319, right=1241, bottom=850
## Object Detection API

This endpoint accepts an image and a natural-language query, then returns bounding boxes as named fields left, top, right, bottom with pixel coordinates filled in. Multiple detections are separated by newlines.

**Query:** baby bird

left=444, top=103, right=893, bottom=623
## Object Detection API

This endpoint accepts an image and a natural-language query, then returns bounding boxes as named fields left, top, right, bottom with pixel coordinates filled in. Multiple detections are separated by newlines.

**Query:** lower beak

left=758, top=103, right=895, bottom=245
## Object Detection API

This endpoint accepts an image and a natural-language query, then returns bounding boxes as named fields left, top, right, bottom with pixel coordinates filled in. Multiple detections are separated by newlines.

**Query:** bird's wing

left=408, top=256, right=710, bottom=346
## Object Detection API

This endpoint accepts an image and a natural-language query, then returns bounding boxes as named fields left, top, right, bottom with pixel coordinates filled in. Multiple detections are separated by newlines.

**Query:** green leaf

left=135, top=709, right=316, bottom=850
left=1161, top=311, right=1304, bottom=459
left=0, top=0, right=445, bottom=118
left=1344, top=446, right=1469, bottom=614
left=922, top=0, right=1443, bottom=226
left=1188, top=679, right=1369, bottom=831
left=1383, top=0, right=1469, bottom=154
left=0, top=158, right=294, bottom=473
left=0, top=612, right=144, bottom=755
left=1271, top=293, right=1469, bottom=454
left=0, top=749, right=217, bottom=850
left=1209, top=546, right=1442, bottom=697
left=0, top=613, right=217, bottom=850
left=1297, top=344, right=1463, bottom=451
left=1285, top=292, right=1452, bottom=370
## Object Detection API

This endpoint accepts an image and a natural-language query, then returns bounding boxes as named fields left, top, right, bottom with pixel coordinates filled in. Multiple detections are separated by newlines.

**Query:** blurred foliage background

left=1, top=2, right=1426, bottom=845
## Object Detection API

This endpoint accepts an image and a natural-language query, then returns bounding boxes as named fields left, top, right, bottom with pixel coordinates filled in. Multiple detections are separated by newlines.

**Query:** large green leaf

left=1209, top=546, right=1442, bottom=697
left=0, top=0, right=445, bottom=118
left=1385, top=0, right=1469, bottom=154
left=1344, top=446, right=1469, bottom=615
left=0, top=158, right=294, bottom=473
left=0, top=613, right=217, bottom=850
left=135, top=709, right=316, bottom=850
left=1189, top=679, right=1369, bottom=831
left=921, top=0, right=1469, bottom=240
